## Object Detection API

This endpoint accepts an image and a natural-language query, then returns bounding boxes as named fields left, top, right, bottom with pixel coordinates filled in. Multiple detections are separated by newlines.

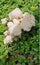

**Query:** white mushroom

left=12, top=24, right=21, bottom=36
left=8, top=8, right=23, bottom=20
left=21, top=13, right=35, bottom=31
left=1, top=18, right=8, bottom=25
left=7, top=22, right=14, bottom=28
left=1, top=8, right=35, bottom=44
left=4, top=35, right=13, bottom=44
left=9, top=24, right=21, bottom=37
left=8, top=20, right=21, bottom=36
left=4, top=30, right=10, bottom=36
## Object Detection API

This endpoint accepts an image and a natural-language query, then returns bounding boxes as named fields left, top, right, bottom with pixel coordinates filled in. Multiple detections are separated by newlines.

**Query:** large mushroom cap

left=21, top=13, right=35, bottom=31
left=8, top=8, right=23, bottom=20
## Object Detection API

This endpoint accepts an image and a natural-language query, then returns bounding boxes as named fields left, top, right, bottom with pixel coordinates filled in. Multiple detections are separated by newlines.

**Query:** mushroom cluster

left=1, top=8, right=35, bottom=44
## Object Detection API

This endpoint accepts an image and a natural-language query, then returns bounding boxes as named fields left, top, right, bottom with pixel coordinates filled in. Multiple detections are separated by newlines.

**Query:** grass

left=0, top=0, right=39, bottom=65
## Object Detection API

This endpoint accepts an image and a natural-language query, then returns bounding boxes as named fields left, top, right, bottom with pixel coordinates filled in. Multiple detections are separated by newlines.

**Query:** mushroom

left=13, top=19, right=20, bottom=24
left=8, top=19, right=21, bottom=37
left=8, top=8, right=23, bottom=20
left=7, top=22, right=14, bottom=28
left=21, top=13, right=35, bottom=31
left=12, top=24, right=21, bottom=36
left=4, top=30, right=10, bottom=36
left=1, top=8, right=35, bottom=44
left=1, top=18, right=8, bottom=25
left=4, top=35, right=13, bottom=44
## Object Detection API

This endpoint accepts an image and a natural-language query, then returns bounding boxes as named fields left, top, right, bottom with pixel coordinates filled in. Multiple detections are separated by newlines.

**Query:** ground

left=0, top=0, right=39, bottom=65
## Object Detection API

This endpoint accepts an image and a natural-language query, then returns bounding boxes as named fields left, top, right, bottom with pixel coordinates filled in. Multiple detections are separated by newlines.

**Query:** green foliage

left=0, top=0, right=39, bottom=65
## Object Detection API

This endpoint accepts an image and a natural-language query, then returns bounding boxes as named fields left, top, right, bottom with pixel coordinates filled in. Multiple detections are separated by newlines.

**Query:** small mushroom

left=7, top=22, right=14, bottom=28
left=12, top=24, right=21, bottom=36
left=4, top=35, right=13, bottom=44
left=8, top=22, right=22, bottom=37
left=1, top=18, right=8, bottom=25
left=4, top=30, right=10, bottom=36
left=8, top=19, right=22, bottom=36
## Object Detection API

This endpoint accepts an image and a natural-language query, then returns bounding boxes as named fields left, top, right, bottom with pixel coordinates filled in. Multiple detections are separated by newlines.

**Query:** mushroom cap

left=8, top=8, right=23, bottom=20
left=21, top=13, right=35, bottom=31
left=7, top=19, right=21, bottom=36
left=7, top=22, right=14, bottom=28
left=4, top=30, right=10, bottom=36
left=8, top=21, right=21, bottom=36
left=12, top=24, right=21, bottom=36
left=4, top=35, right=13, bottom=44
left=1, top=18, right=8, bottom=25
